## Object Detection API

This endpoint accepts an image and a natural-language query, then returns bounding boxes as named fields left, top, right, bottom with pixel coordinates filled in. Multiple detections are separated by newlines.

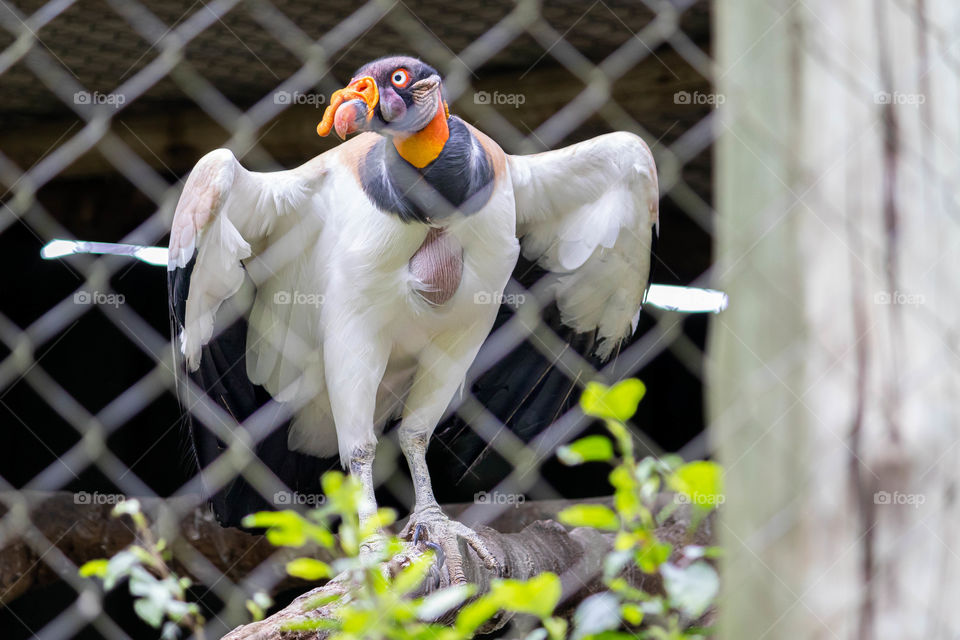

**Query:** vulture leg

left=399, top=429, right=499, bottom=582
left=398, top=327, right=501, bottom=582
left=351, top=441, right=386, bottom=556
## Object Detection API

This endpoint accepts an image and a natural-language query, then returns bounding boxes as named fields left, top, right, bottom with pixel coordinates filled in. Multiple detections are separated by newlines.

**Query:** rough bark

left=712, top=0, right=960, bottom=637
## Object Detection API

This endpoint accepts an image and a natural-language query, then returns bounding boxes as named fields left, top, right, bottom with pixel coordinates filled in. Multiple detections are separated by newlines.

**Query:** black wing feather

left=169, top=258, right=334, bottom=528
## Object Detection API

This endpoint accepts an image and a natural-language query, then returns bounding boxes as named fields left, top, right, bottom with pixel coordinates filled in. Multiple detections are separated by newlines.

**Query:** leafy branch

left=554, top=378, right=723, bottom=639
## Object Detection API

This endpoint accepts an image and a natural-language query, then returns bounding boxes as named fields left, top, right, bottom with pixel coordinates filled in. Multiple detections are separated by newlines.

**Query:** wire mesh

left=0, top=0, right=717, bottom=637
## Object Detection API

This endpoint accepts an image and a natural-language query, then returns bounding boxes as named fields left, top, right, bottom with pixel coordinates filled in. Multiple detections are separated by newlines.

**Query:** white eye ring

left=391, top=69, right=409, bottom=87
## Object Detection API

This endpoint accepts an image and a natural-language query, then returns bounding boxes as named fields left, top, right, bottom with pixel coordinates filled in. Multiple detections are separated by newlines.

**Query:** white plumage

left=509, top=132, right=659, bottom=357
left=171, top=128, right=657, bottom=464
left=169, top=95, right=657, bottom=573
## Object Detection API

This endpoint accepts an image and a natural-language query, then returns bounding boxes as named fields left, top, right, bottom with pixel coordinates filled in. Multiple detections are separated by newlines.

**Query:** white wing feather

left=169, top=148, right=324, bottom=372
left=508, top=132, right=659, bottom=359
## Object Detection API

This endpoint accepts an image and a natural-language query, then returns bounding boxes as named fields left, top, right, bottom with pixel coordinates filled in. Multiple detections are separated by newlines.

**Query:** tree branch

left=0, top=493, right=626, bottom=603
left=223, top=502, right=713, bottom=640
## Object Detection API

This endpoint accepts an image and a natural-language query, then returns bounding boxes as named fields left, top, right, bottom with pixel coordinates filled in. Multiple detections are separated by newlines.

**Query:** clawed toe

left=405, top=514, right=501, bottom=585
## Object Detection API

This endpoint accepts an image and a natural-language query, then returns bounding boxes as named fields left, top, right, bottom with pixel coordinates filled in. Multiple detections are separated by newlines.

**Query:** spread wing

left=169, top=148, right=326, bottom=372
left=507, top=131, right=659, bottom=359
left=168, top=148, right=332, bottom=525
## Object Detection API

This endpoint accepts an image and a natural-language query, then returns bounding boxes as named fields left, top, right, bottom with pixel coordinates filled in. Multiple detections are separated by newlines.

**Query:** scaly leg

left=399, top=425, right=499, bottom=583
left=349, top=441, right=386, bottom=556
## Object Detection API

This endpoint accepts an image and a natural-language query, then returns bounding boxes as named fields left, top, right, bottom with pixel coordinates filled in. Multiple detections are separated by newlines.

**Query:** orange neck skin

left=392, top=102, right=449, bottom=168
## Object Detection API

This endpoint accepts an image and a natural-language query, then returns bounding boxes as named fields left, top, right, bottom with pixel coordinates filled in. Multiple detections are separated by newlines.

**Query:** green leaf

left=303, top=592, right=342, bottom=611
left=609, top=466, right=642, bottom=522
left=160, top=621, right=180, bottom=640
left=103, top=550, right=139, bottom=590
left=133, top=597, right=165, bottom=628
left=246, top=599, right=265, bottom=622
left=602, top=550, right=632, bottom=582
left=128, top=544, right=155, bottom=567
left=558, top=435, right=614, bottom=465
left=491, top=573, right=561, bottom=619
left=370, top=564, right=390, bottom=594
left=389, top=600, right=419, bottom=624
left=417, top=584, right=476, bottom=620
left=392, top=552, right=433, bottom=595
left=571, top=592, right=620, bottom=639
left=621, top=602, right=644, bottom=626
left=241, top=510, right=311, bottom=547
left=307, top=524, right=336, bottom=549
left=321, top=471, right=361, bottom=518
left=558, top=504, right=620, bottom=531
left=580, top=379, right=646, bottom=422
left=79, top=558, right=109, bottom=578
left=320, top=471, right=344, bottom=494
left=252, top=591, right=273, bottom=609
left=360, top=508, right=397, bottom=538
left=667, top=461, right=724, bottom=510
left=341, top=607, right=375, bottom=634
left=455, top=594, right=500, bottom=634
left=661, top=561, right=719, bottom=619
left=285, top=558, right=332, bottom=580
left=543, top=616, right=568, bottom=640
left=246, top=591, right=273, bottom=622
left=613, top=531, right=635, bottom=551
left=635, top=540, right=672, bottom=573
left=280, top=618, right=341, bottom=632
left=634, top=457, right=659, bottom=481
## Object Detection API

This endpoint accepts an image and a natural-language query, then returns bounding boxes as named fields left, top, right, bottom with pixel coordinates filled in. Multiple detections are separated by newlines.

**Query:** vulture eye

left=390, top=68, right=410, bottom=88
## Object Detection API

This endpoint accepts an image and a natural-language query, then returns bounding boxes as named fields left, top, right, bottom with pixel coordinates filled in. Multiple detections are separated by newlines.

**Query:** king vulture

left=168, top=55, right=658, bottom=581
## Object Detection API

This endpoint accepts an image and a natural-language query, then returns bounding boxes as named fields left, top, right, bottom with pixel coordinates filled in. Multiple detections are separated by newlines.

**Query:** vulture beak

left=317, top=76, right=379, bottom=140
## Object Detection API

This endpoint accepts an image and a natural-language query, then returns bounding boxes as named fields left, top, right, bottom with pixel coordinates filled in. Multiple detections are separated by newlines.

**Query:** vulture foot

left=402, top=507, right=500, bottom=585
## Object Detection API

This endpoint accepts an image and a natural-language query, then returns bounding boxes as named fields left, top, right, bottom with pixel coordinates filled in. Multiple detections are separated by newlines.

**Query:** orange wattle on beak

left=317, top=76, right=379, bottom=139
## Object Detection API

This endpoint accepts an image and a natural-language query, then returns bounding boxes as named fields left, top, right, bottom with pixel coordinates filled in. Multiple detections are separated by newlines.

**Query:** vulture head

left=317, top=55, right=447, bottom=141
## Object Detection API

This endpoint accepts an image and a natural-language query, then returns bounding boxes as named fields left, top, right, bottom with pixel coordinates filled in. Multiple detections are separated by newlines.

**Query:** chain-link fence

left=0, top=1, right=718, bottom=637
